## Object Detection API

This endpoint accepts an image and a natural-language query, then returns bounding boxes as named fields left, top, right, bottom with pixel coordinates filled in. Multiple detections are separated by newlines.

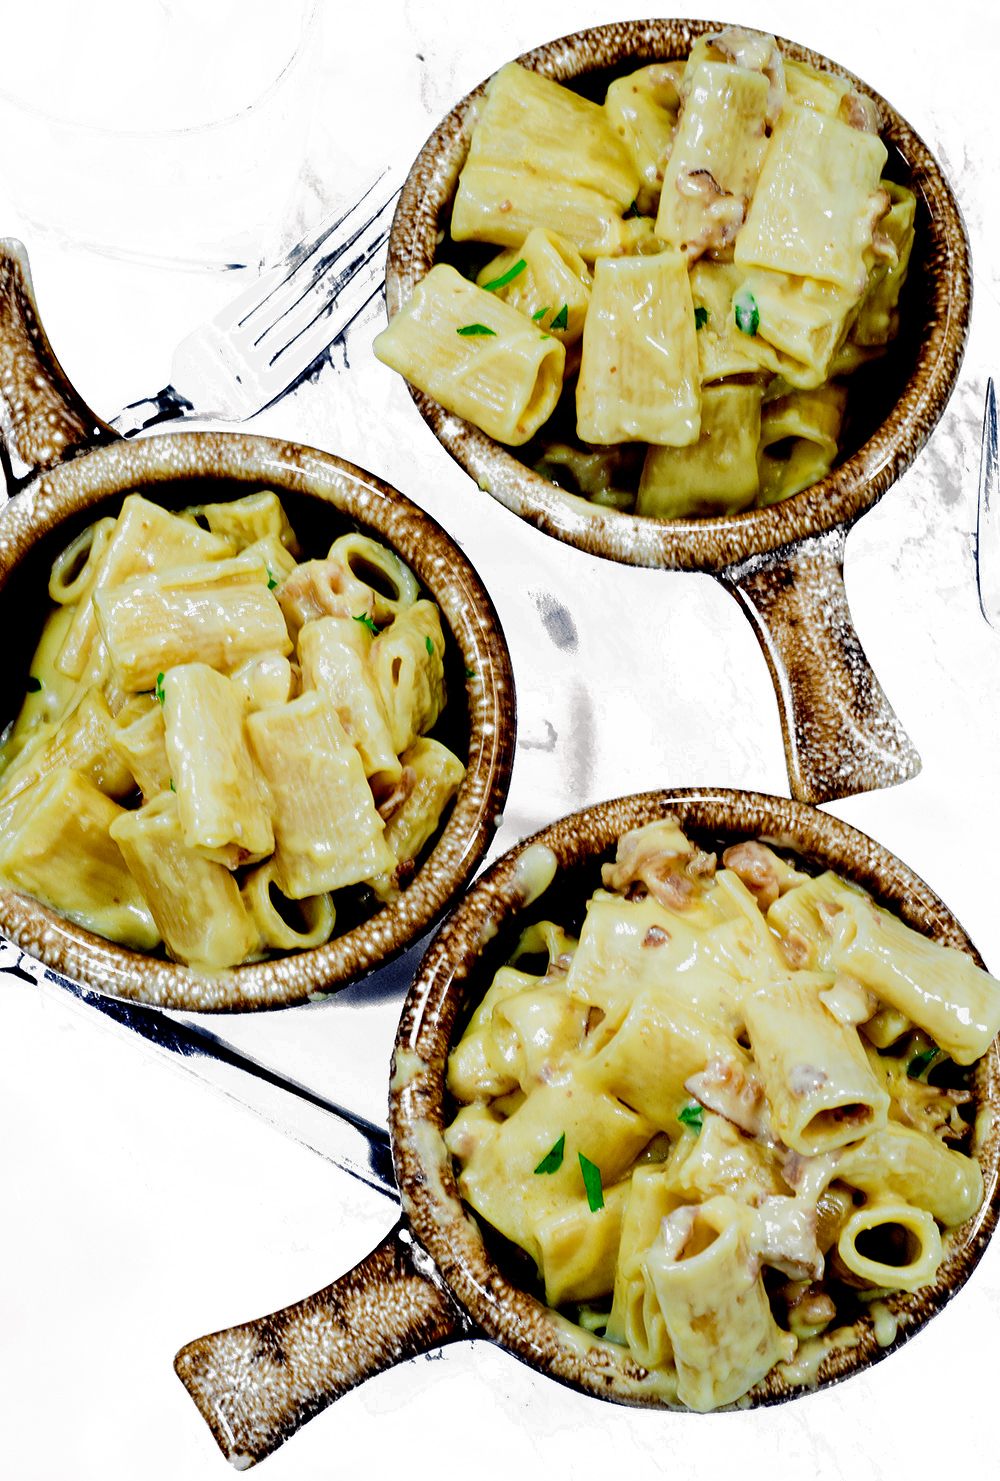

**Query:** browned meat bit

left=780, top=927, right=812, bottom=969
left=276, top=558, right=372, bottom=641
left=376, top=765, right=416, bottom=822
left=723, top=839, right=782, bottom=911
left=642, top=925, right=671, bottom=948
left=840, top=88, right=881, bottom=133
left=781, top=1280, right=837, bottom=1339
left=685, top=1055, right=769, bottom=1138
left=602, top=818, right=716, bottom=911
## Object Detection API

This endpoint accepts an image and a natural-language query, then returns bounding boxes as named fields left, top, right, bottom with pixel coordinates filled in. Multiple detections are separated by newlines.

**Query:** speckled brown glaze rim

left=391, top=788, right=1000, bottom=1410
left=0, top=432, right=516, bottom=1011
left=386, top=18, right=971, bottom=573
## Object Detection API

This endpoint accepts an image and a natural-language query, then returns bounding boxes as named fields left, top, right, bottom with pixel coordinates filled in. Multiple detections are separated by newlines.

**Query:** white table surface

left=3, top=1, right=1000, bottom=1476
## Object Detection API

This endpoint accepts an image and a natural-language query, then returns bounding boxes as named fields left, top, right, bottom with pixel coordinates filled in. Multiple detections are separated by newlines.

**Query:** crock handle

left=173, top=1219, right=471, bottom=1467
left=717, top=524, right=921, bottom=805
left=0, top=238, right=117, bottom=493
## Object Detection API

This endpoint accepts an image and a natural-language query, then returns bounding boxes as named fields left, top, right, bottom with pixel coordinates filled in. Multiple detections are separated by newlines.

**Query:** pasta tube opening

left=835, top=1201, right=943, bottom=1292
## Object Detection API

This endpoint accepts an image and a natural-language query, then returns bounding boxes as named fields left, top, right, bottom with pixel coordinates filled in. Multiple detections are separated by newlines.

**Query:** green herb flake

left=694, top=305, right=709, bottom=330
left=266, top=569, right=278, bottom=591
left=733, top=287, right=759, bottom=337
left=579, top=1152, right=604, bottom=1212
left=677, top=1103, right=704, bottom=1134
left=425, top=635, right=434, bottom=656
left=169, top=779, right=176, bottom=793
left=155, top=673, right=166, bottom=706
left=551, top=304, right=569, bottom=332
left=532, top=306, right=550, bottom=323
left=534, top=1133, right=566, bottom=1175
left=25, top=676, right=41, bottom=693
left=353, top=612, right=379, bottom=636
left=483, top=258, right=527, bottom=292
left=907, top=1047, right=942, bottom=1080
left=457, top=323, right=497, bottom=337
left=627, top=200, right=641, bottom=219
left=464, top=667, right=477, bottom=679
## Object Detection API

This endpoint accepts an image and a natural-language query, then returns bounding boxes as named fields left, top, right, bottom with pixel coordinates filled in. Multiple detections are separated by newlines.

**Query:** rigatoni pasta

left=378, top=27, right=916, bottom=519
left=0, top=491, right=467, bottom=972
left=444, top=820, right=997, bottom=1411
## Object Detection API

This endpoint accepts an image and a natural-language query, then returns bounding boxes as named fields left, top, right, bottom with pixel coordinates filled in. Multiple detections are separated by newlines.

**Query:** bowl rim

left=0, top=428, right=517, bottom=1011
left=390, top=786, right=1000, bottom=1409
left=385, top=16, right=972, bottom=572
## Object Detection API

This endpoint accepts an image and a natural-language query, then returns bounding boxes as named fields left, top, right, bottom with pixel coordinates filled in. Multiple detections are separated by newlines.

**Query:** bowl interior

left=391, top=788, right=1000, bottom=1409
left=386, top=18, right=971, bottom=571
left=0, top=431, right=516, bottom=1010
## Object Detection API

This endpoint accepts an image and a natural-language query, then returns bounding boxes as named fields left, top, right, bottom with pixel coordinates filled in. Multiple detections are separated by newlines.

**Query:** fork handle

left=0, top=238, right=117, bottom=495
left=718, top=524, right=921, bottom=804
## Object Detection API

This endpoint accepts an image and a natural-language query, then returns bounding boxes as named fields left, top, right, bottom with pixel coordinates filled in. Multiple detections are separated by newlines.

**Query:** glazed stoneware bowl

left=386, top=18, right=972, bottom=806
left=175, top=788, right=1000, bottom=1465
left=0, top=240, right=516, bottom=1011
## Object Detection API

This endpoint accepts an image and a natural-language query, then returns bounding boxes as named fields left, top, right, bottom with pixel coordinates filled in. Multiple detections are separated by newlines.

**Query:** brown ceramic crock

left=385, top=19, right=972, bottom=807
left=0, top=240, right=516, bottom=1011
left=175, top=788, right=1000, bottom=1466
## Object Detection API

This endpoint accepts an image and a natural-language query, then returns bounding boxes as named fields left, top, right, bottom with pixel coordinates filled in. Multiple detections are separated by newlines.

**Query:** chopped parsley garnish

left=677, top=1103, right=704, bottom=1134
left=424, top=635, right=434, bottom=656
left=627, top=200, right=641, bottom=218
left=353, top=612, right=379, bottom=636
left=907, top=1046, right=943, bottom=1080
left=532, top=306, right=550, bottom=323
left=25, top=676, right=41, bottom=693
left=733, top=287, right=759, bottom=337
left=169, top=779, right=176, bottom=792
left=155, top=673, right=166, bottom=706
left=457, top=323, right=496, bottom=337
left=266, top=569, right=278, bottom=591
left=483, top=258, right=526, bottom=292
left=465, top=667, right=477, bottom=679
left=551, top=304, right=569, bottom=332
left=694, top=305, right=709, bottom=330
left=579, top=1152, right=604, bottom=1211
left=535, top=1133, right=566, bottom=1174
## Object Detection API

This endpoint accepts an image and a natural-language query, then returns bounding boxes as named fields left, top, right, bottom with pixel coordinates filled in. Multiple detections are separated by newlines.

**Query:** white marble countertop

left=3, top=1, right=1000, bottom=1476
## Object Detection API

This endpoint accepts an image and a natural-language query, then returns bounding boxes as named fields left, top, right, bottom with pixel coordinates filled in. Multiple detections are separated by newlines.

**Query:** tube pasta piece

left=532, top=1180, right=630, bottom=1307
left=227, top=652, right=295, bottom=714
left=835, top=1199, right=943, bottom=1293
left=245, top=534, right=299, bottom=589
left=94, top=552, right=291, bottom=692
left=729, top=270, right=859, bottom=389
left=195, top=490, right=302, bottom=556
left=486, top=984, right=590, bottom=1094
left=835, top=1124, right=983, bottom=1229
left=476, top=229, right=592, bottom=346
left=246, top=689, right=393, bottom=898
left=447, top=965, right=539, bottom=1103
left=369, top=600, right=446, bottom=755
left=0, top=767, right=160, bottom=951
left=240, top=858, right=336, bottom=952
left=664, top=1112, right=786, bottom=1204
left=48, top=516, right=116, bottom=605
left=0, top=605, right=80, bottom=779
left=681, top=30, right=786, bottom=128
left=577, top=989, right=748, bottom=1130
left=455, top=1078, right=654, bottom=1258
left=830, top=898, right=1000, bottom=1065
left=766, top=869, right=869, bottom=971
left=688, top=262, right=763, bottom=382
left=576, top=251, right=701, bottom=446
left=742, top=974, right=890, bottom=1153
left=604, top=64, right=682, bottom=215
left=641, top=1196, right=796, bottom=1410
left=111, top=696, right=171, bottom=801
left=374, top=264, right=565, bottom=446
left=757, top=384, right=847, bottom=506
left=655, top=62, right=769, bottom=262
left=782, top=60, right=853, bottom=117
left=368, top=737, right=466, bottom=903
left=637, top=382, right=763, bottom=518
left=450, top=63, right=644, bottom=260
left=297, top=617, right=401, bottom=793
left=109, top=791, right=259, bottom=969
left=162, top=664, right=273, bottom=864
left=853, top=181, right=916, bottom=346
left=606, top=1165, right=682, bottom=1361
left=326, top=532, right=421, bottom=625
left=57, top=494, right=236, bottom=681
left=0, top=687, right=134, bottom=805
left=735, top=103, right=889, bottom=296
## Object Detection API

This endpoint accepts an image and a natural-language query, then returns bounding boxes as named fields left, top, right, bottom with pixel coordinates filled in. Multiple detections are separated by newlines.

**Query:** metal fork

left=975, top=377, right=999, bottom=627
left=109, top=170, right=401, bottom=437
